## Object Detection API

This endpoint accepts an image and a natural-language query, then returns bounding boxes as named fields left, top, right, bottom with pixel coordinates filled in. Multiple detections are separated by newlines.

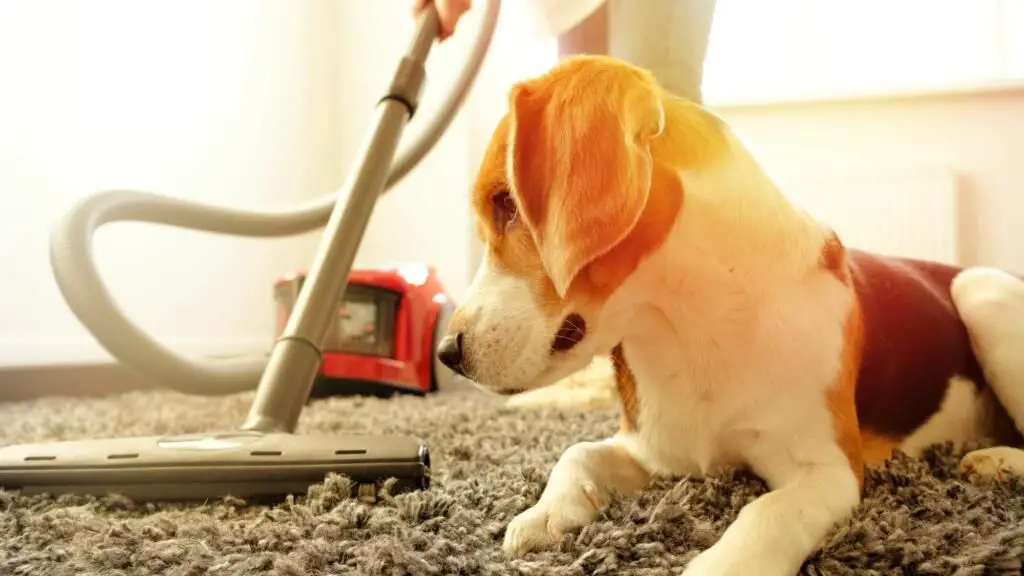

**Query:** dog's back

left=848, top=251, right=1023, bottom=455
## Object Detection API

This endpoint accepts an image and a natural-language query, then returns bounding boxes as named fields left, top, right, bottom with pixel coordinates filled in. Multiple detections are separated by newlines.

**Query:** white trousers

left=521, top=0, right=718, bottom=104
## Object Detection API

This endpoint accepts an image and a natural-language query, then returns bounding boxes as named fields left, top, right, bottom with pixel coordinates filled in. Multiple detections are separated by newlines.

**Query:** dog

left=435, top=55, right=1024, bottom=575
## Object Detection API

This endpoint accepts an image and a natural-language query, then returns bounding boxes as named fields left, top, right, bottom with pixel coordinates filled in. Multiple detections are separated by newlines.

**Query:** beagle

left=436, top=55, right=1024, bottom=575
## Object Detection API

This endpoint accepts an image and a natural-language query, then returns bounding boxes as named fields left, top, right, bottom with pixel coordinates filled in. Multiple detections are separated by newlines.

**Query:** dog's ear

left=506, top=60, right=665, bottom=298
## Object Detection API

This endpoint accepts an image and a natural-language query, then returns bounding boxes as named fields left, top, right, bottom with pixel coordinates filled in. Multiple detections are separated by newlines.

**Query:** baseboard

left=0, top=336, right=272, bottom=403
left=0, top=362, right=159, bottom=403
left=0, top=336, right=272, bottom=369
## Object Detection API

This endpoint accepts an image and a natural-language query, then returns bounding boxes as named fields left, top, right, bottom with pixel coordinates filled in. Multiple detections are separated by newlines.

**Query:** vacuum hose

left=48, top=0, right=501, bottom=396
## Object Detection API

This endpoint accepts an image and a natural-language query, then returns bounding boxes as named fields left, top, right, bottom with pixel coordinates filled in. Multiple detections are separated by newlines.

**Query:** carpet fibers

left=1, top=387, right=1024, bottom=575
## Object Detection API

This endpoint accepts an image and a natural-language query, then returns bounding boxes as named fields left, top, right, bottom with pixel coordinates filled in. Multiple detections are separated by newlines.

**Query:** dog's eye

left=491, top=190, right=518, bottom=234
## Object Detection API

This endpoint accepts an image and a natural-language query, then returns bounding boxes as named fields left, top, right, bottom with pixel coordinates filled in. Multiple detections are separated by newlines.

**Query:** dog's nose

left=437, top=332, right=466, bottom=376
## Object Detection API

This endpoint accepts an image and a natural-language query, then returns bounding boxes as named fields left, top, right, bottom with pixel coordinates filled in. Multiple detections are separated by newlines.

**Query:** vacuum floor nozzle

left=0, top=432, right=429, bottom=503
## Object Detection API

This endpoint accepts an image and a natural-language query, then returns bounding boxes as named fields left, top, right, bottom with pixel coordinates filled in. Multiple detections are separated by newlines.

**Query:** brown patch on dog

left=610, top=344, right=640, bottom=433
left=572, top=161, right=683, bottom=305
left=827, top=245, right=1024, bottom=483
left=505, top=57, right=667, bottom=299
left=821, top=233, right=913, bottom=486
left=848, top=251, right=1022, bottom=448
left=468, top=114, right=565, bottom=319
left=819, top=229, right=850, bottom=286
left=860, top=430, right=902, bottom=465
left=648, top=96, right=732, bottom=171
left=826, top=297, right=867, bottom=489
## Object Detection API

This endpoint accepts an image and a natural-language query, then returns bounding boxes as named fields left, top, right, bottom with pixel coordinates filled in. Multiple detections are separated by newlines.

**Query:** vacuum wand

left=241, top=9, right=440, bottom=434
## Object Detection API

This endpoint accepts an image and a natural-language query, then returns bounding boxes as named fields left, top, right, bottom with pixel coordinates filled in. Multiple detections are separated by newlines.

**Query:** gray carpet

left=1, top=387, right=1023, bottom=575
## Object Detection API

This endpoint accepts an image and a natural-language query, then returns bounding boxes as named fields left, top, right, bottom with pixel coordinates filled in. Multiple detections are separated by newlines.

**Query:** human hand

left=412, top=0, right=472, bottom=41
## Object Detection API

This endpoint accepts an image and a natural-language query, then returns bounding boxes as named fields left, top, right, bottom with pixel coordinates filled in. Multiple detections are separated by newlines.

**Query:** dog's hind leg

left=950, top=266, right=1024, bottom=479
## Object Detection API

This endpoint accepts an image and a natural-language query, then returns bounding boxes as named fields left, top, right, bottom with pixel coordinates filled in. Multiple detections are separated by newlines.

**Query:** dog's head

left=437, top=56, right=691, bottom=394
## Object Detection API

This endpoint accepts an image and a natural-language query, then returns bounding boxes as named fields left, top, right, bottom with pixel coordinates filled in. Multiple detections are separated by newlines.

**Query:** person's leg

left=556, top=0, right=718, bottom=105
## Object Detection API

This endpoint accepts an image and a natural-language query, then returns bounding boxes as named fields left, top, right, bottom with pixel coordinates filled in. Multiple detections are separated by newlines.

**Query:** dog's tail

left=504, top=355, right=619, bottom=411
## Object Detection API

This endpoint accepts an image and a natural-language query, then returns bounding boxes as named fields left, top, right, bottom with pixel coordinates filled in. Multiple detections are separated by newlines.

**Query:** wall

left=330, top=0, right=483, bottom=304
left=715, top=89, right=1024, bottom=273
left=0, top=0, right=340, bottom=366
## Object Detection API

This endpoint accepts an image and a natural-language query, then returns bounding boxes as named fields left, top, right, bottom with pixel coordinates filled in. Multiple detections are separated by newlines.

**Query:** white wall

left=0, top=0, right=339, bottom=365
left=716, top=90, right=1024, bottom=273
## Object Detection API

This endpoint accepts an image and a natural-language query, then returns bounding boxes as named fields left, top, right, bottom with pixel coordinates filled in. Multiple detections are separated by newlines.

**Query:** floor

left=0, top=379, right=1022, bottom=574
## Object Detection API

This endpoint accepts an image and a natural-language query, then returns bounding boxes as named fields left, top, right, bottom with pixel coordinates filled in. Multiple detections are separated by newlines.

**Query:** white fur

left=950, top=266, right=1024, bottom=478
left=452, top=251, right=561, bottom=391
left=481, top=136, right=864, bottom=573
left=898, top=376, right=989, bottom=458
left=603, top=149, right=859, bottom=575
left=960, top=446, right=1024, bottom=478
left=459, top=91, right=1024, bottom=574
left=455, top=252, right=617, bottom=395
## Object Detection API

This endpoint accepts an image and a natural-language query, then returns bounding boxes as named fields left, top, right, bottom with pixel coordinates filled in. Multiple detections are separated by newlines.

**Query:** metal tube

left=240, top=102, right=411, bottom=433
left=239, top=7, right=439, bottom=433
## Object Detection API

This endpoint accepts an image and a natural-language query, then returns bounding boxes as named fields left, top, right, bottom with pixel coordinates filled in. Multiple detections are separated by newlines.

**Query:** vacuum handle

left=378, top=1, right=441, bottom=122
left=410, top=2, right=442, bottom=64
left=238, top=2, right=448, bottom=433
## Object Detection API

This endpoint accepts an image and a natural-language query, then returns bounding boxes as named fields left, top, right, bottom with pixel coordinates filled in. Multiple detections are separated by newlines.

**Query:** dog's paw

left=960, top=446, right=1024, bottom=481
left=502, top=482, right=602, bottom=556
left=502, top=505, right=563, bottom=556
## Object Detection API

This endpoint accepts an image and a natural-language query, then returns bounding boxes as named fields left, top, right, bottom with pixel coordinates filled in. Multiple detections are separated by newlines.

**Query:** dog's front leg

left=683, top=437, right=861, bottom=576
left=503, top=436, right=650, bottom=556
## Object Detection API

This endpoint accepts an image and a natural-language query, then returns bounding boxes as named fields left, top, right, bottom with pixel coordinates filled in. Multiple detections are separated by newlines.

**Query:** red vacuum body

left=274, top=263, right=458, bottom=398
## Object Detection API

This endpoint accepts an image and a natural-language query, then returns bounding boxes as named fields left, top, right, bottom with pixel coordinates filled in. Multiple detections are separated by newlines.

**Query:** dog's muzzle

left=437, top=332, right=467, bottom=377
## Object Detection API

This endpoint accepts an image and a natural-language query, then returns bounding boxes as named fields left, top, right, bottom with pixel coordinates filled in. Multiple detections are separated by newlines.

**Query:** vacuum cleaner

left=0, top=0, right=500, bottom=503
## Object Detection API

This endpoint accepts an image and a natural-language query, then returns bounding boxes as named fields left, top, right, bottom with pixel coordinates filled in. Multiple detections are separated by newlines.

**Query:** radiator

left=772, top=167, right=962, bottom=265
